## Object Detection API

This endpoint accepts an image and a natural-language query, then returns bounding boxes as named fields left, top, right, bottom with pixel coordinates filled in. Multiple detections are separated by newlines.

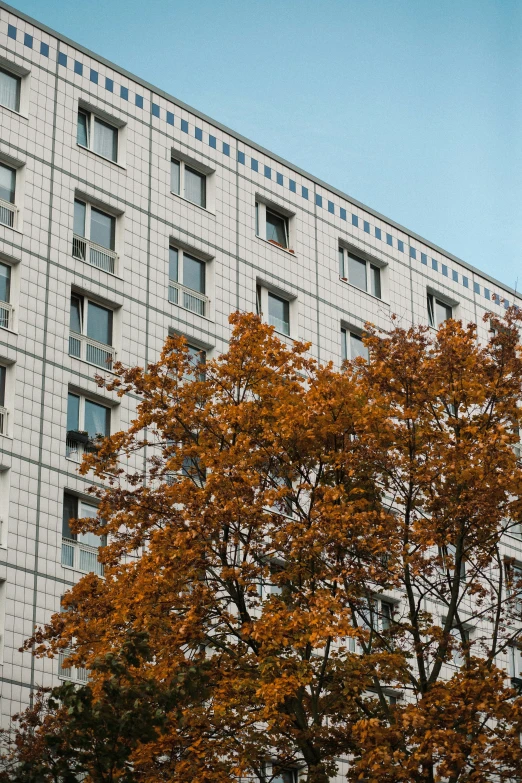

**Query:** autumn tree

left=3, top=310, right=522, bottom=783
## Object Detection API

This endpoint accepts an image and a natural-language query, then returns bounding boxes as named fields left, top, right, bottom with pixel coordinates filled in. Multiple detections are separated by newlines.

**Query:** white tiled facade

left=0, top=1, right=520, bottom=735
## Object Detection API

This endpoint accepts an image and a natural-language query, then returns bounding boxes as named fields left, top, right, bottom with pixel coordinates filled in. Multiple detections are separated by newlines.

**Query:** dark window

left=370, top=264, right=381, bottom=298
left=70, top=295, right=82, bottom=334
left=171, top=159, right=180, bottom=195
left=183, top=254, right=205, bottom=294
left=62, top=493, right=78, bottom=540
left=73, top=199, right=86, bottom=237
left=0, top=67, right=20, bottom=112
left=268, top=293, right=290, bottom=336
left=90, top=208, right=115, bottom=250
left=428, top=294, right=452, bottom=328
left=0, top=365, right=6, bottom=407
left=77, top=109, right=89, bottom=147
left=87, top=301, right=112, bottom=346
left=93, top=117, right=118, bottom=161
left=348, top=253, right=367, bottom=292
left=67, top=393, right=80, bottom=432
left=0, top=163, right=15, bottom=203
left=266, top=209, right=288, bottom=248
left=184, top=165, right=206, bottom=207
left=169, top=247, right=179, bottom=281
left=0, top=263, right=11, bottom=304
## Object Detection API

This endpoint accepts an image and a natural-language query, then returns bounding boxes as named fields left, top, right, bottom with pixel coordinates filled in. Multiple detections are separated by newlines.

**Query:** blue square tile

left=24, top=33, right=33, bottom=49
left=452, top=270, right=458, bottom=282
left=289, top=179, right=296, bottom=192
left=398, top=240, right=404, bottom=252
left=120, top=86, right=128, bottom=100
left=302, top=186, right=309, bottom=199
left=74, top=60, right=83, bottom=76
left=352, top=214, right=358, bottom=227
left=40, top=42, right=49, bottom=57
left=58, top=52, right=67, bottom=67
left=328, top=200, right=334, bottom=214
left=462, top=276, right=469, bottom=288
left=195, top=127, right=203, bottom=141
left=442, top=264, right=448, bottom=276
left=209, top=135, right=217, bottom=148
left=238, top=150, right=245, bottom=164
left=166, top=111, right=174, bottom=125
left=375, top=227, right=381, bottom=239
left=431, top=258, right=438, bottom=271
left=251, top=158, right=258, bottom=172
left=7, top=25, right=16, bottom=40
left=474, top=282, right=480, bottom=294
left=264, top=165, right=271, bottom=179
left=152, top=103, right=160, bottom=117
left=315, top=194, right=322, bottom=207
left=90, top=69, right=98, bottom=84
left=135, top=94, right=144, bottom=108
left=484, top=288, right=490, bottom=300
left=421, top=252, right=427, bottom=265
left=410, top=247, right=416, bottom=259
left=386, top=233, right=393, bottom=246
left=276, top=172, right=284, bottom=186
left=181, top=119, right=189, bottom=133
left=364, top=220, right=370, bottom=233
left=340, top=207, right=346, bottom=220
left=222, top=142, right=230, bottom=156
left=105, top=77, right=113, bottom=92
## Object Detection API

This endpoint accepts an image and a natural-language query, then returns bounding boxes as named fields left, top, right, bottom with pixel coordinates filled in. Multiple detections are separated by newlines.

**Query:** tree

left=3, top=310, right=522, bottom=783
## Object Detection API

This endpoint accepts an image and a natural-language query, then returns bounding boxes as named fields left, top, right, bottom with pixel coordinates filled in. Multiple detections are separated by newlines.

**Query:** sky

left=9, top=0, right=522, bottom=290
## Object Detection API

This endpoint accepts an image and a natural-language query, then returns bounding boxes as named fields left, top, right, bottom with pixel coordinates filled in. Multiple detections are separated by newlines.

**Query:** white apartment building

left=0, top=1, right=521, bottom=755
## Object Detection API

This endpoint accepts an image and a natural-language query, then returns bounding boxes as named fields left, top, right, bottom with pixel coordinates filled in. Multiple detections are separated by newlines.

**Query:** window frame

left=341, top=327, right=368, bottom=362
left=168, top=245, right=209, bottom=317
left=61, top=494, right=106, bottom=577
left=255, top=200, right=293, bottom=252
left=77, top=107, right=119, bottom=163
left=66, top=392, right=112, bottom=461
left=170, top=156, right=207, bottom=209
left=339, top=246, right=382, bottom=299
left=0, top=65, right=20, bottom=113
left=256, top=283, right=296, bottom=339
left=427, top=293, right=453, bottom=328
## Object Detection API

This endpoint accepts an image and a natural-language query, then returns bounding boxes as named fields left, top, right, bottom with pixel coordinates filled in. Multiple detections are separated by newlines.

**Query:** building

left=0, top=0, right=521, bottom=758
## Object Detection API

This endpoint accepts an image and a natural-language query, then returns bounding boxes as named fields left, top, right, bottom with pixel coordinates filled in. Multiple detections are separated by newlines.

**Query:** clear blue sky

left=10, top=0, right=522, bottom=289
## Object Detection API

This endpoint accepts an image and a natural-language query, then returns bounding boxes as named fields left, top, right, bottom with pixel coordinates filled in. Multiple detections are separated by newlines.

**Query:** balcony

left=58, top=648, right=89, bottom=683
left=65, top=430, right=100, bottom=462
left=0, top=199, right=16, bottom=229
left=69, top=332, right=114, bottom=370
left=0, top=406, right=8, bottom=436
left=72, top=234, right=117, bottom=274
left=61, top=537, right=104, bottom=576
left=0, top=301, right=13, bottom=331
left=168, top=280, right=208, bottom=317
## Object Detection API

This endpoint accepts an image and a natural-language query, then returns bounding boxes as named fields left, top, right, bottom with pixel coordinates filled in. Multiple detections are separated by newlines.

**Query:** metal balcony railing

left=69, top=332, right=115, bottom=370
left=65, top=435, right=99, bottom=463
left=0, top=198, right=16, bottom=229
left=168, top=280, right=208, bottom=317
left=58, top=648, right=89, bottom=683
left=61, top=537, right=104, bottom=577
left=0, top=301, right=13, bottom=330
left=72, top=234, right=117, bottom=274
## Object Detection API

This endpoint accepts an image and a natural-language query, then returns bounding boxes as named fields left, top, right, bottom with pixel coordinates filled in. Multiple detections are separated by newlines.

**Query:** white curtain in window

left=93, top=118, right=117, bottom=161
left=0, top=70, right=19, bottom=111
left=184, top=166, right=205, bottom=207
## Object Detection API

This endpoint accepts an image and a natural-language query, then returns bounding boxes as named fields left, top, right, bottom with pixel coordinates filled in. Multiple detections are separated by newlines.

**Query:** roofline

left=1, top=0, right=518, bottom=301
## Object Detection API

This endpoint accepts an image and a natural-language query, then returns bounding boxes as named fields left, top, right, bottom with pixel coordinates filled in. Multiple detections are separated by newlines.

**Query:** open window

left=66, top=391, right=111, bottom=462
left=0, top=162, right=17, bottom=229
left=255, top=200, right=294, bottom=252
left=62, top=493, right=106, bottom=576
left=0, top=66, right=20, bottom=113
left=72, top=198, right=118, bottom=274
left=427, top=293, right=453, bottom=328
left=77, top=104, right=122, bottom=164
left=256, top=283, right=296, bottom=338
left=171, top=156, right=208, bottom=208
left=69, top=293, right=115, bottom=369
left=168, top=246, right=209, bottom=316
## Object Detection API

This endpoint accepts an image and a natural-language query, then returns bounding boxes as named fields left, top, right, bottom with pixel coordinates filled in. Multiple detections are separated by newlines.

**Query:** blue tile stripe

left=3, top=20, right=513, bottom=310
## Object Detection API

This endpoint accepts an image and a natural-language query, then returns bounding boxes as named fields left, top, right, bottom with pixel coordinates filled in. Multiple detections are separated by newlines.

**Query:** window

left=69, top=294, right=114, bottom=369
left=168, top=247, right=208, bottom=316
left=341, top=328, right=368, bottom=362
left=0, top=263, right=12, bottom=330
left=255, top=201, right=290, bottom=250
left=268, top=292, right=290, bottom=336
left=171, top=157, right=206, bottom=208
left=66, top=392, right=110, bottom=462
left=184, top=344, right=206, bottom=381
left=450, top=626, right=470, bottom=667
left=72, top=199, right=117, bottom=273
left=339, top=247, right=381, bottom=298
left=0, top=580, right=5, bottom=661
left=427, top=294, right=452, bottom=328
left=0, top=67, right=20, bottom=112
left=77, top=108, right=118, bottom=162
left=58, top=647, right=89, bottom=683
left=0, top=163, right=16, bottom=228
left=509, top=643, right=522, bottom=683
left=62, top=493, right=106, bottom=576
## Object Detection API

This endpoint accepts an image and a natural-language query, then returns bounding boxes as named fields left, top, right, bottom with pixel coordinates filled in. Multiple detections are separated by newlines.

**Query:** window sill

left=76, top=143, right=126, bottom=170
left=338, top=276, right=388, bottom=305
left=0, top=103, right=29, bottom=122
left=256, top=234, right=296, bottom=256
left=170, top=190, right=215, bottom=217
